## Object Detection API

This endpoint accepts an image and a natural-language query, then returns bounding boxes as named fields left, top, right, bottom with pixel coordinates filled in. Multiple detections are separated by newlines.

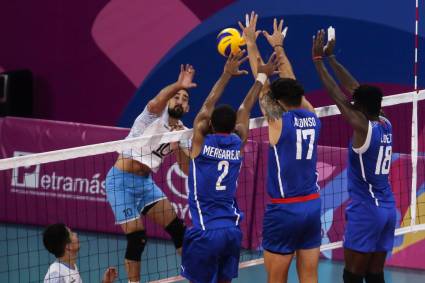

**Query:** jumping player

left=105, top=64, right=196, bottom=283
left=180, top=51, right=280, bottom=283
left=240, top=12, right=321, bottom=283
left=313, top=29, right=396, bottom=283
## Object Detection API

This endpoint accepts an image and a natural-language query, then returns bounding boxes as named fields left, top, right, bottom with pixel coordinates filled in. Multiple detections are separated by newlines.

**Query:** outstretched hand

left=223, top=50, right=249, bottom=76
left=312, top=29, right=325, bottom=59
left=238, top=11, right=261, bottom=44
left=257, top=52, right=281, bottom=77
left=262, top=18, right=288, bottom=48
left=177, top=64, right=197, bottom=89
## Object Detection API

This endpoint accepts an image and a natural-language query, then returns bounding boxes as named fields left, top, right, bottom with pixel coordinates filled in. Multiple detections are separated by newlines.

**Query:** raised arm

left=238, top=12, right=284, bottom=121
left=238, top=12, right=263, bottom=78
left=262, top=18, right=295, bottom=80
left=235, top=53, right=280, bottom=142
left=263, top=18, right=315, bottom=114
left=147, top=64, right=197, bottom=114
left=323, top=28, right=359, bottom=94
left=191, top=52, right=249, bottom=157
left=313, top=30, right=367, bottom=134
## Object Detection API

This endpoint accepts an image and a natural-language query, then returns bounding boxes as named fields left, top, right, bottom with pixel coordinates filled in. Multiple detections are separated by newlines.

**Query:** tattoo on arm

left=259, top=92, right=284, bottom=120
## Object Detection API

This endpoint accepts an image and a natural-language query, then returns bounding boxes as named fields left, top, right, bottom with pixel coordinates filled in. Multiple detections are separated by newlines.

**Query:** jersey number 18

left=375, top=146, right=392, bottom=175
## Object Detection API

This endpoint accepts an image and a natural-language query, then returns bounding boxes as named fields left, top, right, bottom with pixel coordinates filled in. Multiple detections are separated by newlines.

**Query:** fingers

left=238, top=21, right=244, bottom=30
left=238, top=55, right=249, bottom=65
left=245, top=13, right=249, bottom=27
left=278, top=19, right=284, bottom=32
left=238, top=70, right=249, bottom=75
left=253, top=12, right=258, bottom=28
left=273, top=18, right=277, bottom=31
left=180, top=64, right=184, bottom=73
left=262, top=30, right=271, bottom=39
left=282, top=26, right=288, bottom=38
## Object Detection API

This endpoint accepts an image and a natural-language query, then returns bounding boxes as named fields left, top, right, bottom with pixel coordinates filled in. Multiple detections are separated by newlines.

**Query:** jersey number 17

left=296, top=129, right=315, bottom=160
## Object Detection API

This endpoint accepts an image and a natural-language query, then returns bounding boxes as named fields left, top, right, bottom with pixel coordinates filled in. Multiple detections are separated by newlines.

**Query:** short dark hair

left=211, top=104, right=236, bottom=133
left=352, top=85, right=383, bottom=117
left=269, top=78, right=304, bottom=107
left=43, top=223, right=70, bottom=258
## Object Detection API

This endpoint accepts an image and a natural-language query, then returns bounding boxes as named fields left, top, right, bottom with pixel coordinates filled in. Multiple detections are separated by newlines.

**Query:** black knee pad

left=125, top=230, right=147, bottom=261
left=365, top=272, right=385, bottom=283
left=343, top=269, right=363, bottom=283
left=165, top=217, right=186, bottom=249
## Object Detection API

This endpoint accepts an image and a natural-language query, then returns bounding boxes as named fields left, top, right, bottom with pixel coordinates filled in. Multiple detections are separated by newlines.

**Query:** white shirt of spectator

left=122, top=106, right=187, bottom=173
left=44, top=261, right=82, bottom=283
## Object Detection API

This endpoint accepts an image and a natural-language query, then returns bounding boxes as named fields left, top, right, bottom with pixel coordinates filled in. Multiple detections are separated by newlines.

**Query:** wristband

left=313, top=56, right=323, bottom=61
left=256, top=73, right=267, bottom=85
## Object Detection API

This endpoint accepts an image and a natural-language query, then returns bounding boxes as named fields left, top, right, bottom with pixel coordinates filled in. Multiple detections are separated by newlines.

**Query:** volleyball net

left=0, top=88, right=424, bottom=282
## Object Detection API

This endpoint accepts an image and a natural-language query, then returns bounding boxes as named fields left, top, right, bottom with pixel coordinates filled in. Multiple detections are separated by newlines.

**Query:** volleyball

left=216, top=28, right=246, bottom=57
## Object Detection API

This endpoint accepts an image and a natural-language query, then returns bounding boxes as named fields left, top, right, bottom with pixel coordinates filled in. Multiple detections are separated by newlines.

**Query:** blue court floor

left=1, top=224, right=424, bottom=282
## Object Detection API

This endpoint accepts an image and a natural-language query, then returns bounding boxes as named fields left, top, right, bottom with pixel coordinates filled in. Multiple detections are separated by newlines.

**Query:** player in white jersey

left=105, top=64, right=196, bottom=283
left=43, top=223, right=117, bottom=283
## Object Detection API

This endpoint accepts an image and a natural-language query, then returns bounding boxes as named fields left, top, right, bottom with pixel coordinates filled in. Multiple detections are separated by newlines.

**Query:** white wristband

left=256, top=73, right=267, bottom=85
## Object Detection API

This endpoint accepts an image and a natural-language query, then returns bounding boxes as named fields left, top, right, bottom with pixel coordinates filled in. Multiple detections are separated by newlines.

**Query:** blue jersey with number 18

left=188, top=133, right=243, bottom=230
left=348, top=117, right=395, bottom=207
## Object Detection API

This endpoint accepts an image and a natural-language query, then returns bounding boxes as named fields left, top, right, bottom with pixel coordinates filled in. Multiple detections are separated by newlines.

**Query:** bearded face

left=167, top=90, right=189, bottom=119
left=168, top=104, right=184, bottom=119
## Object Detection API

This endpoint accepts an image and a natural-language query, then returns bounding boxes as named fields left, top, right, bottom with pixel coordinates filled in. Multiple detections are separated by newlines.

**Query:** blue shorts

left=262, top=198, right=321, bottom=254
left=344, top=201, right=396, bottom=252
left=181, top=226, right=242, bottom=283
left=105, top=167, right=166, bottom=224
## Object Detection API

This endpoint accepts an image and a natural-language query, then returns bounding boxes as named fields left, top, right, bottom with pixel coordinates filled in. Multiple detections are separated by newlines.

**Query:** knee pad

left=343, top=269, right=363, bottom=283
left=165, top=217, right=186, bottom=249
left=365, top=272, right=385, bottom=283
left=125, top=230, right=147, bottom=261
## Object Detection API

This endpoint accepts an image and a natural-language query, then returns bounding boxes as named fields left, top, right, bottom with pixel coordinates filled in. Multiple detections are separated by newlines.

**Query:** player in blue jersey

left=313, top=29, right=396, bottom=283
left=180, top=51, right=280, bottom=283
left=240, top=13, right=321, bottom=283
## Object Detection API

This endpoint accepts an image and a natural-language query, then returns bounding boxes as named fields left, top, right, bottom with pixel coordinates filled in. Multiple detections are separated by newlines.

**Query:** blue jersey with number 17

left=188, top=133, right=243, bottom=230
left=348, top=117, right=395, bottom=207
left=267, top=109, right=321, bottom=199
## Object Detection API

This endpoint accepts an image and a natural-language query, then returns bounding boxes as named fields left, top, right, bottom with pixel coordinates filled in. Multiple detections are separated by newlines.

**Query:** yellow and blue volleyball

left=216, top=28, right=246, bottom=57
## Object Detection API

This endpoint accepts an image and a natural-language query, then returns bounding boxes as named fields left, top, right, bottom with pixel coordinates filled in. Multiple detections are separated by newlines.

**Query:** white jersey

left=44, top=261, right=82, bottom=283
left=122, top=106, right=187, bottom=173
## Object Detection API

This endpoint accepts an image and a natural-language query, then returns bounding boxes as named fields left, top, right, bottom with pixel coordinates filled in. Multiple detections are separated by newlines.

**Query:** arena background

left=1, top=0, right=425, bottom=282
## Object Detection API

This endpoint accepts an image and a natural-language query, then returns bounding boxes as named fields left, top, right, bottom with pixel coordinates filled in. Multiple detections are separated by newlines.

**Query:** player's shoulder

left=44, top=262, right=63, bottom=283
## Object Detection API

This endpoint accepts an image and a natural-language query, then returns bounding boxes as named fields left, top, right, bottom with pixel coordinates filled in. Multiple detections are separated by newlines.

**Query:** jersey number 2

left=375, top=146, right=392, bottom=175
left=296, top=129, right=315, bottom=160
left=216, top=160, right=229, bottom=191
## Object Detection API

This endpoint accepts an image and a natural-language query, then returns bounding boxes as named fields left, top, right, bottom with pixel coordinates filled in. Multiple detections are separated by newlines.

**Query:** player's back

left=348, top=116, right=395, bottom=207
left=188, top=133, right=243, bottom=230
left=267, top=109, right=321, bottom=199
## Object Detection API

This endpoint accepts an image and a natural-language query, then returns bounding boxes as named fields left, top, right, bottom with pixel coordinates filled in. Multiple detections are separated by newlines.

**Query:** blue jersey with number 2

left=348, top=117, right=395, bottom=207
left=188, top=134, right=243, bottom=230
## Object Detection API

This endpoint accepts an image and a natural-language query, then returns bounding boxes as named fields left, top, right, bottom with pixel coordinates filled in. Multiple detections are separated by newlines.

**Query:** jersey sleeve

left=126, top=106, right=162, bottom=138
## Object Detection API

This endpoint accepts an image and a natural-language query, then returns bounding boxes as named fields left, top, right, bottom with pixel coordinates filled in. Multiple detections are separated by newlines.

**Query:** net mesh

left=0, top=90, right=424, bottom=282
